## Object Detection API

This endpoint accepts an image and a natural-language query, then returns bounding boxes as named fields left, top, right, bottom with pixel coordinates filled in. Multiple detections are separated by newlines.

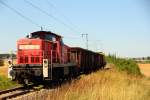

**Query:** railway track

left=0, top=84, right=35, bottom=100
left=0, top=80, right=70, bottom=100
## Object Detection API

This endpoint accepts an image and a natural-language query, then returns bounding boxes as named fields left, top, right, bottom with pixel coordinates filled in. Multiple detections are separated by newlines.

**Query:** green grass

left=106, top=55, right=141, bottom=75
left=0, top=75, right=18, bottom=90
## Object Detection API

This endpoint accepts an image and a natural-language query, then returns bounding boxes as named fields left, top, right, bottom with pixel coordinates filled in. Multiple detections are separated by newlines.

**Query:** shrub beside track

left=106, top=55, right=141, bottom=75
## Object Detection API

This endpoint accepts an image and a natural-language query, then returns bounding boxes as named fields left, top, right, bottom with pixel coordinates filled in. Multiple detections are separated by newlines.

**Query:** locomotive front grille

left=19, top=56, right=28, bottom=63
left=19, top=56, right=41, bottom=64
left=31, top=57, right=40, bottom=63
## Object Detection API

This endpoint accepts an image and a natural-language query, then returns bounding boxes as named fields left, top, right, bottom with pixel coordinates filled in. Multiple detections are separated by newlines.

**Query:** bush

left=106, top=55, right=141, bottom=75
left=0, top=59, right=4, bottom=66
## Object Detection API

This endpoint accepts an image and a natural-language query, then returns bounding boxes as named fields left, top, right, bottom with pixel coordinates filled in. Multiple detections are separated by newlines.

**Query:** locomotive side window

left=60, top=39, right=64, bottom=45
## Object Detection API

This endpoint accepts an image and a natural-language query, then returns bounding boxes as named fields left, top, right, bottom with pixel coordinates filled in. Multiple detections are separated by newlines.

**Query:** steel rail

left=0, top=84, right=34, bottom=100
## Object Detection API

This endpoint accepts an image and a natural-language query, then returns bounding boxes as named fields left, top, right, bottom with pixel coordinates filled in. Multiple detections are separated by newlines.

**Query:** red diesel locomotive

left=8, top=31, right=106, bottom=83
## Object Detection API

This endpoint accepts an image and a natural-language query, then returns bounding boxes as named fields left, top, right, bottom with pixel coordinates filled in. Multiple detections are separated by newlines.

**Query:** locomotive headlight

left=43, top=60, right=48, bottom=68
left=44, top=60, right=48, bottom=64
left=8, top=62, right=14, bottom=79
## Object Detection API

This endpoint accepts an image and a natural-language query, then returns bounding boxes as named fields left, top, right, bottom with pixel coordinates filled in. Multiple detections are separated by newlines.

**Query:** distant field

left=0, top=67, right=8, bottom=77
left=138, top=64, right=150, bottom=77
left=0, top=59, right=8, bottom=77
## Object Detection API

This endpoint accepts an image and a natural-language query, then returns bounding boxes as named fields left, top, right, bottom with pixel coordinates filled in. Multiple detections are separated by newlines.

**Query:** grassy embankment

left=106, top=55, right=141, bottom=75
left=47, top=55, right=150, bottom=100
left=0, top=75, right=18, bottom=90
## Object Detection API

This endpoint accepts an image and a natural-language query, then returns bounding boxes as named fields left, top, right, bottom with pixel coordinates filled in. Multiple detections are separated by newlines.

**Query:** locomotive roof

left=30, top=31, right=62, bottom=38
left=71, top=47, right=98, bottom=54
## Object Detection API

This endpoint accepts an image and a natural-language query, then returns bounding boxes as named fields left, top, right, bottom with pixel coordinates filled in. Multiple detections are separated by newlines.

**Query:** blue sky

left=0, top=0, right=149, bottom=57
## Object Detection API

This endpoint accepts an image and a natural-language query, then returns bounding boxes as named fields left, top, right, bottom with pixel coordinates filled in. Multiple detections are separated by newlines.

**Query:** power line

left=0, top=1, right=41, bottom=28
left=24, top=0, right=79, bottom=33
left=45, top=0, right=81, bottom=33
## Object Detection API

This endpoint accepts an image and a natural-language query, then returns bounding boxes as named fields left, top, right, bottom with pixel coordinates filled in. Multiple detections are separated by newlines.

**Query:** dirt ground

left=0, top=59, right=8, bottom=77
left=0, top=66, right=8, bottom=76
left=138, top=64, right=150, bottom=77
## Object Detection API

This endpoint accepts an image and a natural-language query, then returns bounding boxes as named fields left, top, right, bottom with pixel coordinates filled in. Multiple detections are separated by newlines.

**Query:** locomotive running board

left=53, top=63, right=77, bottom=68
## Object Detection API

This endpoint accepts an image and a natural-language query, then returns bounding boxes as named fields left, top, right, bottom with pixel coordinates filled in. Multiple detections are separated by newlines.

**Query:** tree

left=147, top=56, right=150, bottom=60
left=0, top=59, right=4, bottom=66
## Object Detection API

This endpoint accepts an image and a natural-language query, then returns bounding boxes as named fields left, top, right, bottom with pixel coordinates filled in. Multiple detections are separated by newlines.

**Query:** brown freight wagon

left=70, top=47, right=106, bottom=74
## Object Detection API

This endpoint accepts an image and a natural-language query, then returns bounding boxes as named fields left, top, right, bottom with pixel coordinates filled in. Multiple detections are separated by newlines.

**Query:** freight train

left=8, top=31, right=106, bottom=84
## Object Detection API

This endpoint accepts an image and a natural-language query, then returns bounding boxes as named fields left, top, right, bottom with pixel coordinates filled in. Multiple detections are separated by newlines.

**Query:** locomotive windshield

left=45, top=34, right=56, bottom=41
left=26, top=34, right=41, bottom=39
